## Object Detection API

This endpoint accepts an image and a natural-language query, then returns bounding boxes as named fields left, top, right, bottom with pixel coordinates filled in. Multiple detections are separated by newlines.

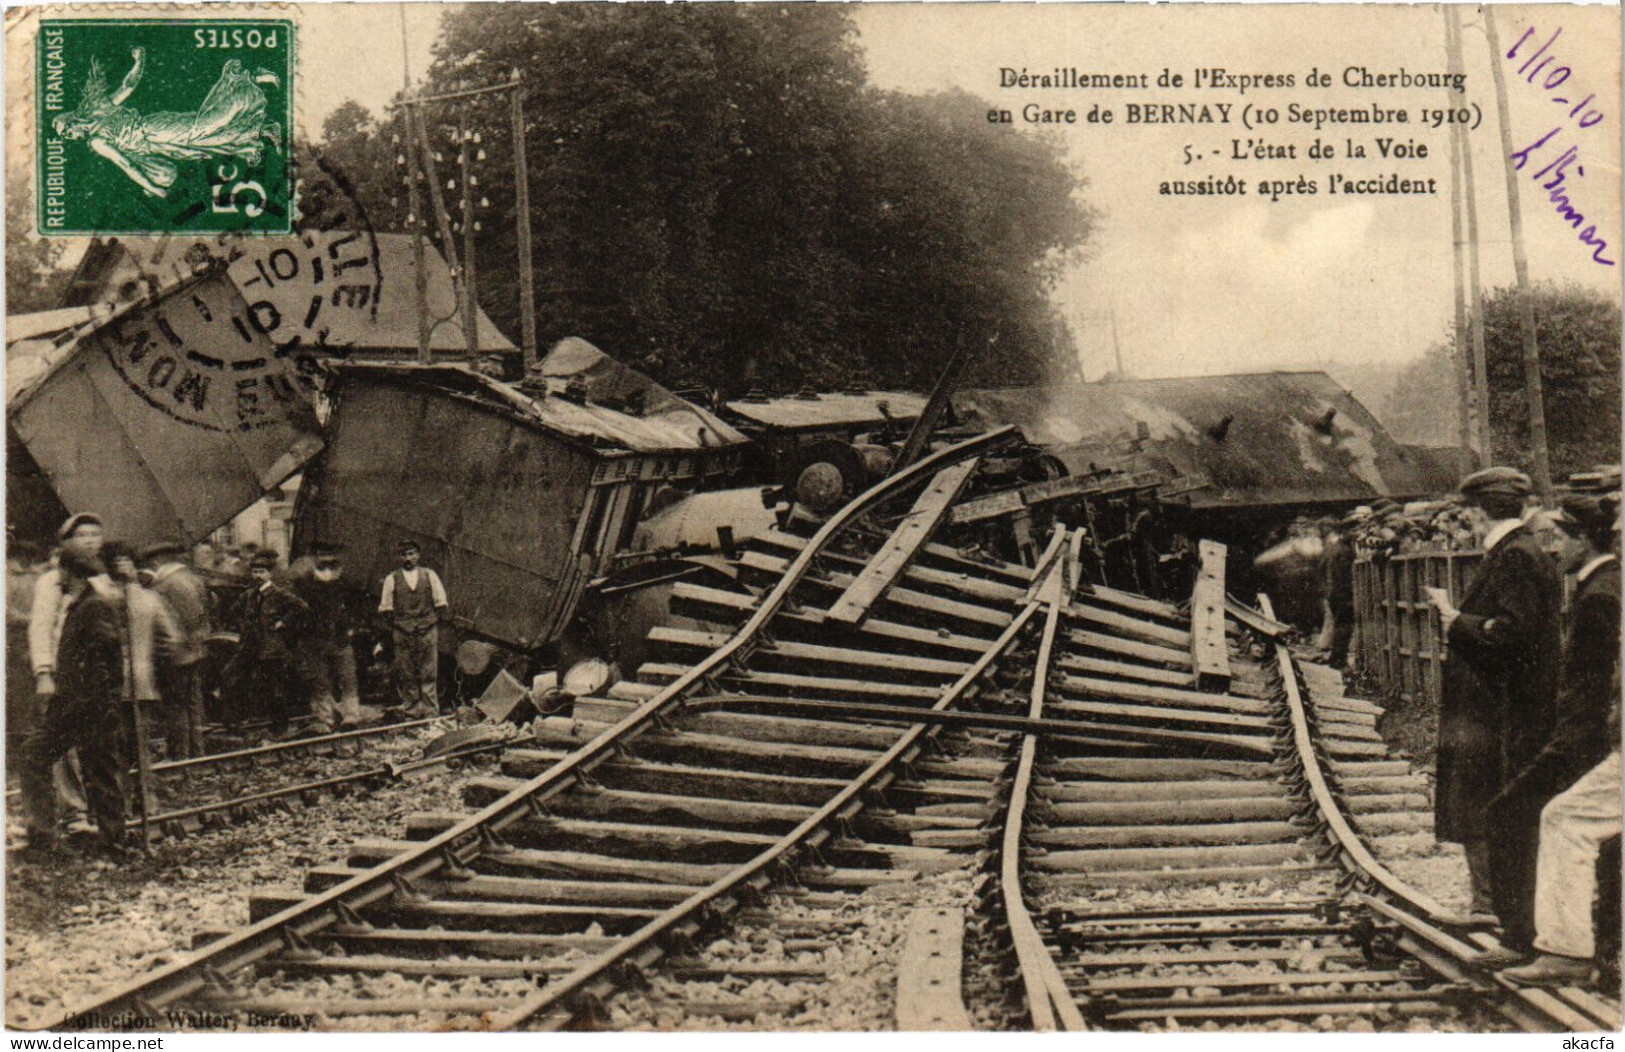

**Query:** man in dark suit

left=223, top=550, right=311, bottom=725
left=1498, top=493, right=1620, bottom=984
left=1427, top=467, right=1562, bottom=950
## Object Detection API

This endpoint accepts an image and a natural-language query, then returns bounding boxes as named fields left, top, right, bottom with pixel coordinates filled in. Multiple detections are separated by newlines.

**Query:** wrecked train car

left=7, top=268, right=325, bottom=546
left=292, top=340, right=747, bottom=656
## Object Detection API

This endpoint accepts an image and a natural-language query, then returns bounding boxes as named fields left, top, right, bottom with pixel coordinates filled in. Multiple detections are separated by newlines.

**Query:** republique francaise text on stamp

left=36, top=17, right=293, bottom=235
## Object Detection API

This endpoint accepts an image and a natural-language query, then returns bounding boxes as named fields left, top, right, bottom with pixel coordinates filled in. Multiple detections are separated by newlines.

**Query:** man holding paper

left=1427, top=467, right=1561, bottom=959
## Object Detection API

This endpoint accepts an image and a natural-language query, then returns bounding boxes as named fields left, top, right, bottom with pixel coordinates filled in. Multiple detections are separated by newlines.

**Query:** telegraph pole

left=1449, top=7, right=1490, bottom=464
left=405, top=109, right=431, bottom=364
left=1109, top=309, right=1126, bottom=380
left=400, top=9, right=430, bottom=364
left=457, top=130, right=481, bottom=356
left=1443, top=8, right=1474, bottom=469
left=396, top=75, right=538, bottom=367
left=1445, top=65, right=1473, bottom=475
left=1484, top=9, right=1554, bottom=502
left=510, top=70, right=538, bottom=371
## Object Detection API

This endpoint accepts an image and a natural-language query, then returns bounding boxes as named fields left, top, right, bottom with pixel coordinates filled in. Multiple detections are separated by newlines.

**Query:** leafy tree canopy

left=316, top=5, right=1093, bottom=396
left=1382, top=282, right=1620, bottom=478
left=6, top=169, right=70, bottom=315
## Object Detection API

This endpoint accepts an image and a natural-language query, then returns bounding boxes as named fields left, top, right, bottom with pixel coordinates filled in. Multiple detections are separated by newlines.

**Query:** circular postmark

left=88, top=150, right=384, bottom=432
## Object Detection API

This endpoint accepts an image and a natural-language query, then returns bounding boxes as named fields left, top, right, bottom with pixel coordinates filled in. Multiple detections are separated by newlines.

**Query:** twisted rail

left=999, top=537, right=1087, bottom=1031
left=1259, top=593, right=1620, bottom=1033
left=43, top=426, right=1021, bottom=1031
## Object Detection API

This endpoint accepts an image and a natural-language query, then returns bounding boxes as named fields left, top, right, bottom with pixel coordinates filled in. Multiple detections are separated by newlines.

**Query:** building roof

left=722, top=390, right=927, bottom=432
left=337, top=355, right=747, bottom=455
left=956, top=372, right=1449, bottom=509
left=58, top=233, right=516, bottom=356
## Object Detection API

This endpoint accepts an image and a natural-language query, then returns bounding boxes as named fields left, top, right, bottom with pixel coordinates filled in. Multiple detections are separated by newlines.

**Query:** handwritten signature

left=1505, top=25, right=1614, bottom=266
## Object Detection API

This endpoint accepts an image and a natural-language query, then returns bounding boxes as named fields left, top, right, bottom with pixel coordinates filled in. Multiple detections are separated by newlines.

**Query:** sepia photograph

left=3, top=1, right=1621, bottom=1037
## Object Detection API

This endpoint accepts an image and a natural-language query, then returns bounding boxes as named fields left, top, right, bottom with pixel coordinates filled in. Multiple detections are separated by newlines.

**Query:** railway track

left=43, top=424, right=1620, bottom=1033
left=135, top=716, right=451, bottom=840
left=986, top=581, right=1623, bottom=1034
left=46, top=427, right=1046, bottom=1031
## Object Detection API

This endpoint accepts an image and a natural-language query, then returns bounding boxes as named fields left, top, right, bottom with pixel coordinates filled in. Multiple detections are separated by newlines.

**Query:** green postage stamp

left=36, top=18, right=293, bottom=235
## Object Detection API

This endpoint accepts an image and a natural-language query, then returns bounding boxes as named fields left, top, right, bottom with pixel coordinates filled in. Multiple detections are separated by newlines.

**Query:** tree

left=317, top=6, right=1092, bottom=395
left=1381, top=341, right=1457, bottom=447
left=1383, top=283, right=1620, bottom=477
left=1479, top=283, right=1620, bottom=477
left=6, top=169, right=70, bottom=314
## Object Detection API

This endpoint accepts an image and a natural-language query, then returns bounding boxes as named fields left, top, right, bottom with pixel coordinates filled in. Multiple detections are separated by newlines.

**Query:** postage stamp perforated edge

left=15, top=3, right=304, bottom=237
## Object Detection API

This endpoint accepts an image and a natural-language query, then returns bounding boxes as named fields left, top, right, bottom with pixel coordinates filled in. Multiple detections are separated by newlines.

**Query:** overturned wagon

left=292, top=350, right=745, bottom=658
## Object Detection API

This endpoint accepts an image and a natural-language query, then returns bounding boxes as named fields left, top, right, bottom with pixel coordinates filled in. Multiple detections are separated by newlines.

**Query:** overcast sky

left=11, top=3, right=1620, bottom=387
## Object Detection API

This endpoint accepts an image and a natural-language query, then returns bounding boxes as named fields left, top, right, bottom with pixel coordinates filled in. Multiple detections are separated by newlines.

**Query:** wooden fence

left=1354, top=547, right=1571, bottom=706
left=1353, top=551, right=1482, bottom=706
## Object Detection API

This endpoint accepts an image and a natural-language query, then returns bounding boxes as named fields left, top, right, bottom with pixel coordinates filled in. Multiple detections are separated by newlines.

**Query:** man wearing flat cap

left=1427, top=467, right=1562, bottom=952
left=1488, top=492, right=1620, bottom=980
left=24, top=513, right=104, bottom=833
left=378, top=540, right=449, bottom=718
left=139, top=541, right=213, bottom=758
left=224, top=550, right=312, bottom=727
left=292, top=543, right=366, bottom=732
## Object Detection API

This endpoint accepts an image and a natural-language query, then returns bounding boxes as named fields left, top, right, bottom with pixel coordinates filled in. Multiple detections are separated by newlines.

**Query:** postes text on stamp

left=36, top=18, right=293, bottom=235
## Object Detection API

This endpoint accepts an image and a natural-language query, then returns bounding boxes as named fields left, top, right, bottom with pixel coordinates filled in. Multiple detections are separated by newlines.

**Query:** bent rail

left=45, top=427, right=1021, bottom=1031
left=1260, top=593, right=1620, bottom=1033
left=999, top=530, right=1088, bottom=1031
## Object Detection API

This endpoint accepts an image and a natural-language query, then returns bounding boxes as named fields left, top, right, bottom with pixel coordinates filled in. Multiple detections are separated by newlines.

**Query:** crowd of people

left=13, top=514, right=453, bottom=857
left=1426, top=467, right=1621, bottom=988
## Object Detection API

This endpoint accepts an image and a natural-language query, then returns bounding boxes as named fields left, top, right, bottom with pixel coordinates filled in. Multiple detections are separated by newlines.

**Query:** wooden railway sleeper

left=439, top=845, right=475, bottom=881
left=860, top=787, right=896, bottom=816
left=1097, top=983, right=1471, bottom=1014
left=390, top=871, right=428, bottom=905
left=331, top=900, right=371, bottom=934
left=278, top=925, right=321, bottom=963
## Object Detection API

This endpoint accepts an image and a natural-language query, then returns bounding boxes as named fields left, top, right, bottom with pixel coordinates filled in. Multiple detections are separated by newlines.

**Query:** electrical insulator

left=479, top=197, right=489, bottom=208
left=407, top=212, right=417, bottom=224
left=474, top=222, right=482, bottom=232
left=447, top=179, right=456, bottom=190
left=469, top=175, right=478, bottom=188
left=476, top=149, right=486, bottom=162
left=397, top=154, right=407, bottom=166
left=473, top=132, right=481, bottom=144
left=434, top=152, right=443, bottom=163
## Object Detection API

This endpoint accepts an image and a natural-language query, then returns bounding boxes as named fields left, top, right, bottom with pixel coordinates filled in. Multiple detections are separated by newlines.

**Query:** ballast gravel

left=5, top=721, right=469, bottom=1030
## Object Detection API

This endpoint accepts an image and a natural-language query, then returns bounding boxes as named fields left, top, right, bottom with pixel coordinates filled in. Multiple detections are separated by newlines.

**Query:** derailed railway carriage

left=292, top=346, right=746, bottom=661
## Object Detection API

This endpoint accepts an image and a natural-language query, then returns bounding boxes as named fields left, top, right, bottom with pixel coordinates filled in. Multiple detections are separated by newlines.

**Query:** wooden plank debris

left=948, top=470, right=1163, bottom=526
left=829, top=460, right=980, bottom=625
left=1191, top=539, right=1232, bottom=691
left=895, top=906, right=972, bottom=1030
